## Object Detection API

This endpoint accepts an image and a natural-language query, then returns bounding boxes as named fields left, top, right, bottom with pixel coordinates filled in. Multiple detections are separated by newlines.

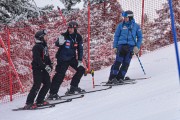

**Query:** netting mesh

left=120, top=0, right=180, bottom=52
left=120, top=0, right=167, bottom=23
left=0, top=0, right=179, bottom=103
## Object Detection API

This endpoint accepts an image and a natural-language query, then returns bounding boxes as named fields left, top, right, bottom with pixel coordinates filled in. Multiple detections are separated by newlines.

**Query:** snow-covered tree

left=59, top=0, right=81, bottom=10
left=143, top=0, right=180, bottom=52
left=83, top=0, right=109, bottom=7
left=0, top=0, right=53, bottom=24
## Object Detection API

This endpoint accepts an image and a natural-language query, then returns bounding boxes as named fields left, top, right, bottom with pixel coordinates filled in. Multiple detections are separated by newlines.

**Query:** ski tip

left=67, top=99, right=72, bottom=102
left=12, top=109, right=22, bottom=111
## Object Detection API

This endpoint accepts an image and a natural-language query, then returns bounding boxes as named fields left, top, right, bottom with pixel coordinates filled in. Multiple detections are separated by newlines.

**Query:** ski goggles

left=122, top=12, right=133, bottom=17
left=68, top=25, right=77, bottom=29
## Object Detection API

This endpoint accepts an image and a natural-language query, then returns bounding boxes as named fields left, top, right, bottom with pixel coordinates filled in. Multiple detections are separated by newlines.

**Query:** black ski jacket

left=55, top=31, right=83, bottom=61
left=31, top=41, right=52, bottom=70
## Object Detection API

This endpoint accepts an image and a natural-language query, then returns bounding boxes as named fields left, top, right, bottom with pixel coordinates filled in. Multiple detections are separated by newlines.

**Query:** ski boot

left=106, top=78, right=124, bottom=85
left=106, top=79, right=113, bottom=84
left=65, top=86, right=85, bottom=95
left=124, top=76, right=131, bottom=80
left=23, top=103, right=37, bottom=110
left=36, top=100, right=49, bottom=107
left=47, top=94, right=61, bottom=100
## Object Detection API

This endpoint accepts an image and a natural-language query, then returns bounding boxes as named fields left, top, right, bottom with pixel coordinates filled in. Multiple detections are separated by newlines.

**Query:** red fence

left=1, top=0, right=179, bottom=103
left=0, top=0, right=121, bottom=103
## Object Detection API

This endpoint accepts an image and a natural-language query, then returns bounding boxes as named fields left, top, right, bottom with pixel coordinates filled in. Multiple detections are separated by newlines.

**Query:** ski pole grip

left=90, top=70, right=94, bottom=77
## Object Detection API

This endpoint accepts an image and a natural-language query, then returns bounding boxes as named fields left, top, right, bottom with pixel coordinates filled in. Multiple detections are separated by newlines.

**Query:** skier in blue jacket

left=48, top=21, right=85, bottom=99
left=107, top=10, right=143, bottom=84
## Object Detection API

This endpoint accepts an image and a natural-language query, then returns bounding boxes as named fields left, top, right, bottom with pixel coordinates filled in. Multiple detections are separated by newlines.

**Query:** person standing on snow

left=48, top=21, right=85, bottom=100
left=24, top=30, right=52, bottom=109
left=107, top=10, right=143, bottom=84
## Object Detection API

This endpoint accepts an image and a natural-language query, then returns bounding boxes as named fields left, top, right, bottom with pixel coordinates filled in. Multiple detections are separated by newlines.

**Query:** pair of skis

left=99, top=76, right=151, bottom=86
left=12, top=86, right=112, bottom=111
left=12, top=95, right=82, bottom=111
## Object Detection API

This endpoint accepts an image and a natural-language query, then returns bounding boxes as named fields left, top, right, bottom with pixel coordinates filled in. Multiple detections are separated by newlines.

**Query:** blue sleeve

left=136, top=25, right=143, bottom=49
left=113, top=24, right=122, bottom=48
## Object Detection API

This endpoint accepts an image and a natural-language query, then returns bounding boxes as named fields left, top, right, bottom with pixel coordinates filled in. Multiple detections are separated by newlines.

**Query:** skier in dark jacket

left=107, top=10, right=143, bottom=84
left=48, top=21, right=85, bottom=100
left=24, top=29, right=52, bottom=109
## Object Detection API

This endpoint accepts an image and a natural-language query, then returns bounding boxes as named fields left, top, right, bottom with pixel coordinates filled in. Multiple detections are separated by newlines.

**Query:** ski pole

left=91, top=70, right=95, bottom=88
left=84, top=69, right=95, bottom=88
left=135, top=54, right=146, bottom=75
left=129, top=29, right=146, bottom=75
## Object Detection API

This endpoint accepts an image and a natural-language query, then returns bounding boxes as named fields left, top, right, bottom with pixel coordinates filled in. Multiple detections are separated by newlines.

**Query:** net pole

left=168, top=0, right=180, bottom=82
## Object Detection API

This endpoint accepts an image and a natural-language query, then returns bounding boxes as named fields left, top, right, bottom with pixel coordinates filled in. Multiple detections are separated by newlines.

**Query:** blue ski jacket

left=113, top=19, right=143, bottom=49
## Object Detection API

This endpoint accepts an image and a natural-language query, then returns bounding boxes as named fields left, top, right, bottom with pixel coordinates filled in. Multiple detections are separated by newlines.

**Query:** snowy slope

left=0, top=44, right=180, bottom=120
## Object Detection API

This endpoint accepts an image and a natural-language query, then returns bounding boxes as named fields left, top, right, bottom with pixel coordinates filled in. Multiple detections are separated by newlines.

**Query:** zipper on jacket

left=127, top=29, right=129, bottom=44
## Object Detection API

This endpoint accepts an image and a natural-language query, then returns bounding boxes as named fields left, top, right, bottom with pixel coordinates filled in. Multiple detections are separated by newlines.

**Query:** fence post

left=6, top=26, right=13, bottom=101
left=139, top=0, right=145, bottom=57
left=57, top=6, right=67, bottom=26
left=88, top=1, right=91, bottom=71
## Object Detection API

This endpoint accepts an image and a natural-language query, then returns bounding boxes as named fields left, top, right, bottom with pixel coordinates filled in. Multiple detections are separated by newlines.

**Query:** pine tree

left=59, top=0, right=81, bottom=11
left=143, top=0, right=180, bottom=51
left=0, top=0, right=53, bottom=24
left=83, top=0, right=109, bottom=7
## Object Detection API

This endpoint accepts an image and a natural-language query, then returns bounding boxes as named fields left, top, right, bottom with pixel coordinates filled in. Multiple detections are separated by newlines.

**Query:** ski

left=59, top=86, right=112, bottom=97
left=99, top=81, right=136, bottom=86
left=47, top=94, right=84, bottom=102
left=124, top=76, right=151, bottom=80
left=101, top=80, right=136, bottom=84
left=49, top=99, right=72, bottom=105
left=12, top=104, right=55, bottom=111
left=12, top=99, right=72, bottom=111
left=101, top=77, right=151, bottom=84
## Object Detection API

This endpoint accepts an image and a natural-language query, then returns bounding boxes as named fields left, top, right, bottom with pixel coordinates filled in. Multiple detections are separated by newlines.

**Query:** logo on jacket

left=65, top=40, right=71, bottom=48
left=122, top=26, right=128, bottom=29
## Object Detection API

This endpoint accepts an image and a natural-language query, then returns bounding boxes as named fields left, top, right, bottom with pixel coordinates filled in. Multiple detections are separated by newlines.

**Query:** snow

left=1, top=42, right=180, bottom=120
left=34, top=0, right=84, bottom=9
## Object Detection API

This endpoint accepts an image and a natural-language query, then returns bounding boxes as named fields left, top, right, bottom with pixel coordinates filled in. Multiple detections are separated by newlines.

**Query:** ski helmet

left=122, top=10, right=134, bottom=21
left=35, top=29, right=47, bottom=40
left=68, top=21, right=78, bottom=28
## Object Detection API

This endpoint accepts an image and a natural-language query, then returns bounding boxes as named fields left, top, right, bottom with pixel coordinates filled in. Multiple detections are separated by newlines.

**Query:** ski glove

left=58, top=35, right=65, bottom=45
left=45, top=65, right=52, bottom=73
left=77, top=60, right=84, bottom=68
left=114, top=48, right=117, bottom=54
left=133, top=46, right=139, bottom=54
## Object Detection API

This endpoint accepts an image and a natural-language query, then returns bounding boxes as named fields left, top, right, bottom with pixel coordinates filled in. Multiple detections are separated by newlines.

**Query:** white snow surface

left=1, top=43, right=180, bottom=120
left=34, top=0, right=84, bottom=9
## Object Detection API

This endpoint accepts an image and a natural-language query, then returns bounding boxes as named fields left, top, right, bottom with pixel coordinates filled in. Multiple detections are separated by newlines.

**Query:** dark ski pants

left=26, top=69, right=51, bottom=104
left=50, top=58, right=85, bottom=94
left=109, top=44, right=134, bottom=80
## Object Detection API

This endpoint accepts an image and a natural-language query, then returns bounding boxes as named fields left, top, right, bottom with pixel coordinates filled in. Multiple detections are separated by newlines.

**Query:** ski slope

left=0, top=44, right=180, bottom=120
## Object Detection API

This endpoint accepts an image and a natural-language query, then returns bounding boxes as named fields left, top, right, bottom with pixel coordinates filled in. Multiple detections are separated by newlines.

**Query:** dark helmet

left=68, top=21, right=78, bottom=28
left=35, top=29, right=47, bottom=40
left=122, top=10, right=134, bottom=21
